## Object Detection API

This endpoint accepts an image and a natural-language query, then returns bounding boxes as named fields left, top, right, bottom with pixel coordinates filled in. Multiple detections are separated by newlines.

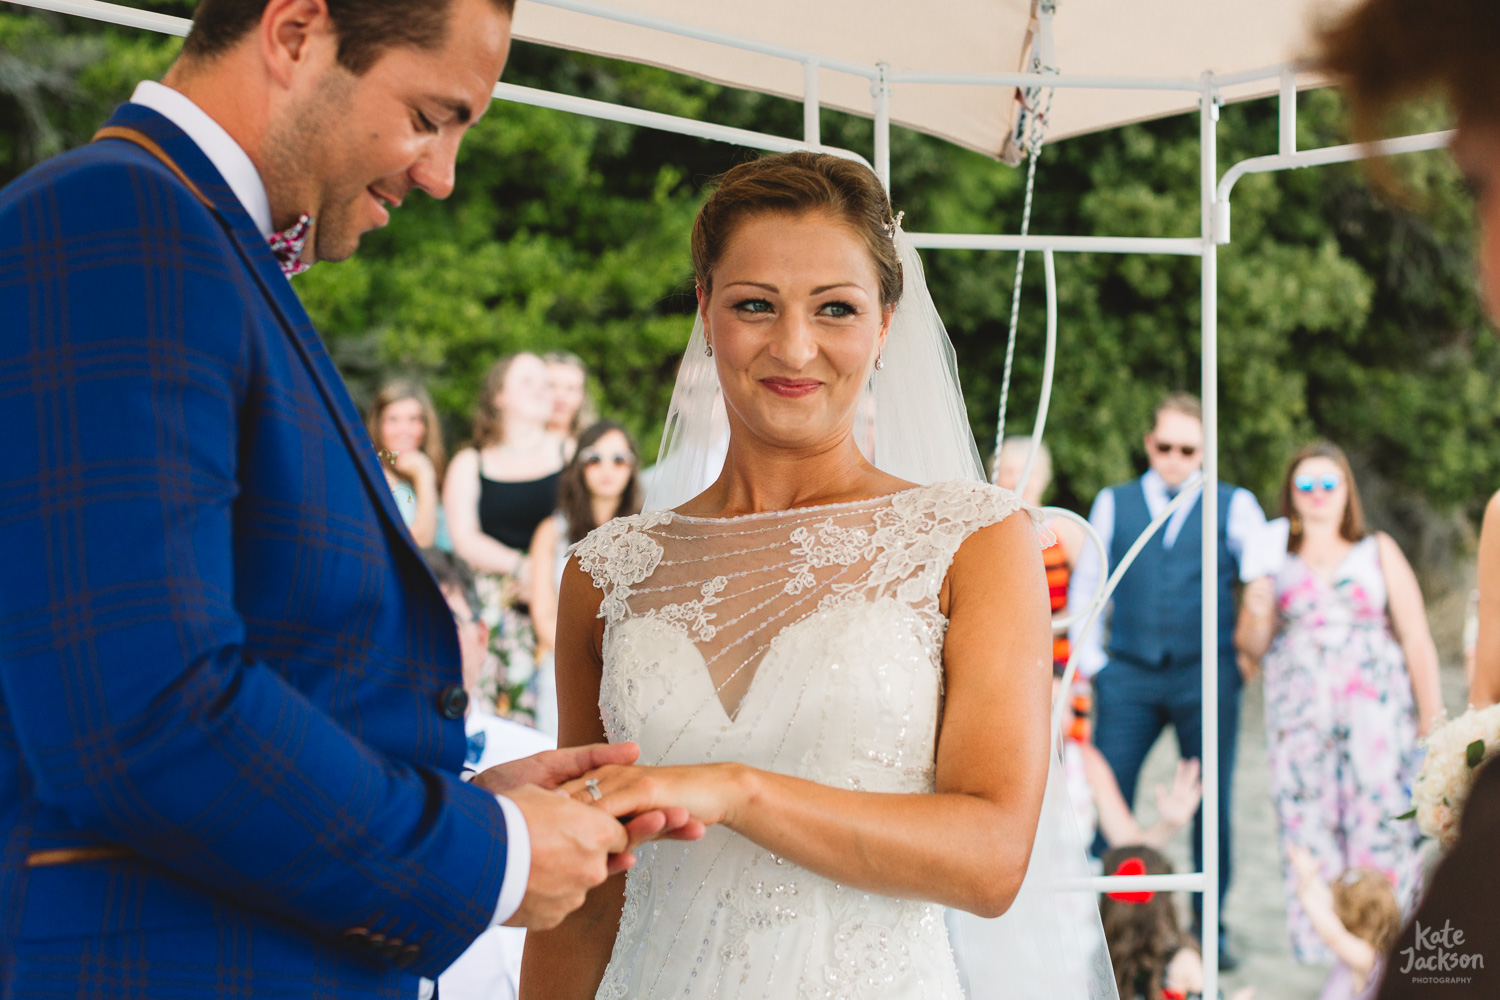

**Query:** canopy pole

left=873, top=62, right=892, bottom=192
left=1199, top=71, right=1222, bottom=1000
left=803, top=60, right=821, bottom=146
left=1278, top=66, right=1297, bottom=156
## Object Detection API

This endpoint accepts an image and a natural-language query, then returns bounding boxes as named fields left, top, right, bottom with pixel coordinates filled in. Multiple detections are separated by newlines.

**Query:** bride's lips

left=760, top=377, right=823, bottom=398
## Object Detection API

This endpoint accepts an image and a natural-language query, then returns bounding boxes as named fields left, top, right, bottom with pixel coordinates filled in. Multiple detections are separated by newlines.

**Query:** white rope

left=990, top=3, right=1057, bottom=482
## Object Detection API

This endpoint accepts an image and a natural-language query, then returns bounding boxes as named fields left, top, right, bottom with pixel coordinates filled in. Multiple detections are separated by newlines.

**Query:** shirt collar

left=129, top=80, right=273, bottom=239
left=1143, top=468, right=1202, bottom=502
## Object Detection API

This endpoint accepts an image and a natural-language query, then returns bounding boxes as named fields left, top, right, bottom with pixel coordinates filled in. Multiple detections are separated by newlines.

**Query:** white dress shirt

left=127, top=79, right=532, bottom=988
left=130, top=81, right=274, bottom=238
left=1066, top=469, right=1268, bottom=678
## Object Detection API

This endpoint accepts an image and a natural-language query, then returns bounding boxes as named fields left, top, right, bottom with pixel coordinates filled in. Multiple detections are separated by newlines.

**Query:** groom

left=0, top=0, right=690, bottom=995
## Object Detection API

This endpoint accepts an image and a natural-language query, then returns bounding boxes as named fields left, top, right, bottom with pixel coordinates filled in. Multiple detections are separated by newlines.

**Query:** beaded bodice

left=572, top=480, right=1031, bottom=999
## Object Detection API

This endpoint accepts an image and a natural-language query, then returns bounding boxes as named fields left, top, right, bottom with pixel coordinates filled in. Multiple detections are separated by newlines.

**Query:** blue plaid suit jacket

left=0, top=103, right=509, bottom=997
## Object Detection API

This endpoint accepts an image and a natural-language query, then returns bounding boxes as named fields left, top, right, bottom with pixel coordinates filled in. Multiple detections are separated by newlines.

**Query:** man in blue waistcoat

left=0, top=0, right=697, bottom=996
left=1068, top=393, right=1266, bottom=970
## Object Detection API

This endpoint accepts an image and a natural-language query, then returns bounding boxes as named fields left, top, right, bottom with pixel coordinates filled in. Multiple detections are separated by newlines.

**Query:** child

left=1289, top=846, right=1401, bottom=1000
left=1100, top=845, right=1255, bottom=1000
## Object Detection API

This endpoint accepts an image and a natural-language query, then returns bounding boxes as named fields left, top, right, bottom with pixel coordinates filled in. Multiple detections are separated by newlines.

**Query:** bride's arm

left=569, top=511, right=1053, bottom=918
left=519, top=560, right=627, bottom=1000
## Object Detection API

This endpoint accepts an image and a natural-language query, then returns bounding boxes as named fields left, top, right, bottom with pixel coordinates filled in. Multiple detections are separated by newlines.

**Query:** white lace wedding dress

left=572, top=479, right=1036, bottom=1000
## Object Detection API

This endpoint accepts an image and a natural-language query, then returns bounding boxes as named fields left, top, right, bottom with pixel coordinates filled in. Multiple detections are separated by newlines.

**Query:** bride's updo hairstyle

left=691, top=152, right=904, bottom=309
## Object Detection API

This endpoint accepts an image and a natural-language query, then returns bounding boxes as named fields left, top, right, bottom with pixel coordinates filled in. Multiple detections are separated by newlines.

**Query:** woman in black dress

left=444, top=352, right=573, bottom=722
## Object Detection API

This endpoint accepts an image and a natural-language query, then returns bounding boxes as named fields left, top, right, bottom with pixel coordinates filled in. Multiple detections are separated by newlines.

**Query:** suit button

left=438, top=684, right=468, bottom=720
left=395, top=944, right=422, bottom=969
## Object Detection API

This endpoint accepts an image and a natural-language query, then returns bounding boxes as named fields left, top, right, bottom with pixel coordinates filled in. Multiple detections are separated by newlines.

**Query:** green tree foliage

left=3, top=5, right=1493, bottom=569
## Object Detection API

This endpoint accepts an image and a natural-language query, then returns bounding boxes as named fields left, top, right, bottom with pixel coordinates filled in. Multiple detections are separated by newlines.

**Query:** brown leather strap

left=26, top=845, right=136, bottom=868
left=92, top=126, right=215, bottom=211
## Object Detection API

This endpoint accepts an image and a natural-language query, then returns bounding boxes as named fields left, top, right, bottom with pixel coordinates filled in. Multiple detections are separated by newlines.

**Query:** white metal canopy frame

left=5, top=0, right=1456, bottom=995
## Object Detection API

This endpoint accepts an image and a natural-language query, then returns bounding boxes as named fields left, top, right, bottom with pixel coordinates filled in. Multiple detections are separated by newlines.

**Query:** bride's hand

left=563, top=763, right=750, bottom=830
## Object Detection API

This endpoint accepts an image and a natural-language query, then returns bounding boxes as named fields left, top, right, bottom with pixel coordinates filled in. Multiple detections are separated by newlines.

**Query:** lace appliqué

left=799, top=894, right=949, bottom=1000
left=596, top=864, right=653, bottom=1000
left=807, top=481, right=1032, bottom=657
left=572, top=510, right=673, bottom=623
left=786, top=520, right=876, bottom=594
left=718, top=852, right=804, bottom=981
left=651, top=575, right=729, bottom=641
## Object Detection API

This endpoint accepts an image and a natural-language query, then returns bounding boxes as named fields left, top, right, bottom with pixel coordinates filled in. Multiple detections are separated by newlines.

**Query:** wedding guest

left=993, top=436, right=1086, bottom=674
left=1098, top=846, right=1255, bottom=1000
left=529, top=421, right=642, bottom=656
left=543, top=350, right=594, bottom=446
left=1288, top=847, right=1400, bottom=1000
left=368, top=379, right=447, bottom=549
left=426, top=548, right=556, bottom=1000
left=525, top=421, right=642, bottom=736
left=1235, top=443, right=1439, bottom=963
left=1468, top=490, right=1500, bottom=706
left=445, top=352, right=571, bottom=721
left=1319, top=1, right=1500, bottom=994
left=1068, top=393, right=1267, bottom=969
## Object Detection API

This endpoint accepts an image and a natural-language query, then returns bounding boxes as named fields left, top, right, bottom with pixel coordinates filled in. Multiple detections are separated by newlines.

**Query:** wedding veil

left=643, top=226, right=1118, bottom=1000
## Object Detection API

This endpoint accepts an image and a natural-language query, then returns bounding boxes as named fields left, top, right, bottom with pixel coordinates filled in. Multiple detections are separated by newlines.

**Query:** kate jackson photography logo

left=1397, top=920, right=1485, bottom=986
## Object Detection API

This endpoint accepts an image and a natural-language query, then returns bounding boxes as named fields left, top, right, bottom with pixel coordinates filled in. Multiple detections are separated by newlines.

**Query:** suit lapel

left=100, top=105, right=424, bottom=564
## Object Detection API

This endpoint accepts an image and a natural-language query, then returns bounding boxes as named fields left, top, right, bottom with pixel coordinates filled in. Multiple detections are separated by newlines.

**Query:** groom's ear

left=260, top=0, right=337, bottom=89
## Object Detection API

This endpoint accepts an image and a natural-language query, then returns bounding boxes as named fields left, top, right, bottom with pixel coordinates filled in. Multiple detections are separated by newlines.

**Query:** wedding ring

left=585, top=778, right=603, bottom=802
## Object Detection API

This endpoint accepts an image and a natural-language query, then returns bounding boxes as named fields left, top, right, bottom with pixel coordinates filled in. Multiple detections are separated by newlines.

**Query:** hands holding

left=560, top=762, right=746, bottom=832
left=471, top=743, right=706, bottom=929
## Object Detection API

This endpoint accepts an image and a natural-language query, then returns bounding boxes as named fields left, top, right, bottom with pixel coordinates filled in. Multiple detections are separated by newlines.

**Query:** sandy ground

left=1128, top=655, right=1469, bottom=999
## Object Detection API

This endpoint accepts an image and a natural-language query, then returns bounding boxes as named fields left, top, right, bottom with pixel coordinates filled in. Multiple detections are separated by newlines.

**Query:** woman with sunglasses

left=528, top=421, right=643, bottom=734
left=1235, top=441, right=1441, bottom=973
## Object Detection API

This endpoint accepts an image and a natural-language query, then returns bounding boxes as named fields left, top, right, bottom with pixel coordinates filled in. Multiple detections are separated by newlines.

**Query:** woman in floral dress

left=1235, top=442, right=1444, bottom=963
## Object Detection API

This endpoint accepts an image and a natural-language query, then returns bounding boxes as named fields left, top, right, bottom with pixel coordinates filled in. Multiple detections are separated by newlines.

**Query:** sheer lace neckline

left=578, top=480, right=1033, bottom=723
left=666, top=485, right=925, bottom=524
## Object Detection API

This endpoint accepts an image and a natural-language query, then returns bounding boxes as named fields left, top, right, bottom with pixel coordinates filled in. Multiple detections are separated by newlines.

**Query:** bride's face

left=700, top=211, right=892, bottom=453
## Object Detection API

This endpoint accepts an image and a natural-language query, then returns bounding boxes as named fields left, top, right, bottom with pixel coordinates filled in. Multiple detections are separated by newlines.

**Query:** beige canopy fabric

left=510, top=0, right=1359, bottom=158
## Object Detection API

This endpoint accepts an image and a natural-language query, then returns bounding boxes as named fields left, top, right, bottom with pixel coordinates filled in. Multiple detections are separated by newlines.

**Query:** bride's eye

left=732, top=298, right=774, bottom=314
left=818, top=300, right=859, bottom=318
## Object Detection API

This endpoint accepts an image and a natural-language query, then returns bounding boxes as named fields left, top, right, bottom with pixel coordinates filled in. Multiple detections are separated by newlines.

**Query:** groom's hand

left=471, top=741, right=642, bottom=794
left=502, top=784, right=629, bottom=929
left=473, top=743, right=703, bottom=875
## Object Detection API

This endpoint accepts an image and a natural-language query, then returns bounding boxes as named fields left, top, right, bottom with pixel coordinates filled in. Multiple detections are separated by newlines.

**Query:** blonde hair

left=1153, top=392, right=1202, bottom=426
left=992, top=436, right=1053, bottom=492
left=1333, top=869, right=1401, bottom=953
left=541, top=350, right=597, bottom=437
left=471, top=352, right=540, bottom=448
left=367, top=379, right=446, bottom=479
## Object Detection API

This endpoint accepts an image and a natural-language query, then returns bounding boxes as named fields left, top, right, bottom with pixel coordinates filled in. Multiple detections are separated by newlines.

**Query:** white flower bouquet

left=1405, top=704, right=1500, bottom=850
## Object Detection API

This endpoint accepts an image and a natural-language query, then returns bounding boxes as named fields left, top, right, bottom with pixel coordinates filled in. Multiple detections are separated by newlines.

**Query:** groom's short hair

left=183, top=0, right=516, bottom=75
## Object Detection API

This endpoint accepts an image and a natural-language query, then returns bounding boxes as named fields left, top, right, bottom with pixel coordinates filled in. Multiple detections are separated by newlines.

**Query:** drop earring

left=874, top=354, right=884, bottom=371
left=705, top=341, right=714, bottom=358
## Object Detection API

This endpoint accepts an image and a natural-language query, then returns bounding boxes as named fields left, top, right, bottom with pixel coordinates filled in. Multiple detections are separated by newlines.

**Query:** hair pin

left=883, top=210, right=906, bottom=239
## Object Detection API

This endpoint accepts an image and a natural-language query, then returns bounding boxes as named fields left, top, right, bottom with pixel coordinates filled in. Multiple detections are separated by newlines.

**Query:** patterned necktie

left=267, top=214, right=313, bottom=277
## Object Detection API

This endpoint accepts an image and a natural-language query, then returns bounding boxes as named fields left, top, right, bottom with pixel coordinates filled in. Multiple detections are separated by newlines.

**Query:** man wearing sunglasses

left=1067, top=393, right=1267, bottom=970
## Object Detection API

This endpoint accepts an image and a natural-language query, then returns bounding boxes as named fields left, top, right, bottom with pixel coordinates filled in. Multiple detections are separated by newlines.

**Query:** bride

left=521, top=152, right=1115, bottom=999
